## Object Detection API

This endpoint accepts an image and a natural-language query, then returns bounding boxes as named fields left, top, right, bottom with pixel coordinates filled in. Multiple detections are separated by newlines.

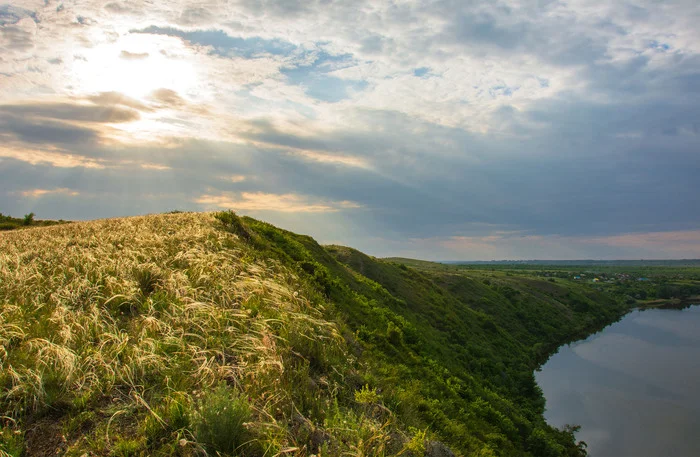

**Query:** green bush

left=193, top=385, right=255, bottom=455
left=214, top=210, right=251, bottom=241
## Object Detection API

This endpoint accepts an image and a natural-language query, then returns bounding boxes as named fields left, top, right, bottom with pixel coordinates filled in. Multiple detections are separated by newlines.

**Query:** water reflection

left=536, top=306, right=700, bottom=457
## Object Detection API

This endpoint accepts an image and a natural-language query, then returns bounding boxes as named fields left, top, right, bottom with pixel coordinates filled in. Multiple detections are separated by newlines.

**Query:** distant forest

left=442, top=259, right=700, bottom=267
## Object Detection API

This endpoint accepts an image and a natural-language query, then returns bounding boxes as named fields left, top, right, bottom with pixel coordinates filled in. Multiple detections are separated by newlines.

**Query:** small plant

left=355, top=385, right=380, bottom=405
left=111, top=438, right=144, bottom=457
left=404, top=427, right=427, bottom=455
left=143, top=393, right=192, bottom=449
left=22, top=212, right=34, bottom=226
left=193, top=385, right=254, bottom=455
left=0, top=421, right=24, bottom=457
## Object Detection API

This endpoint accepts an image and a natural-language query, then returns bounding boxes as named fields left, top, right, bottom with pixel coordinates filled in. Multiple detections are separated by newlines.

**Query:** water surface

left=536, top=306, right=700, bottom=457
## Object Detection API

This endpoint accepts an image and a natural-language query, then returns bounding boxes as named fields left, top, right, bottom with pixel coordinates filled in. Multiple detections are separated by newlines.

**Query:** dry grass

left=0, top=213, right=402, bottom=456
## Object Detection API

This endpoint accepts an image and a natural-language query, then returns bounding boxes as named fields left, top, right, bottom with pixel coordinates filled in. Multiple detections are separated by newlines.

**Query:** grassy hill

left=0, top=212, right=632, bottom=457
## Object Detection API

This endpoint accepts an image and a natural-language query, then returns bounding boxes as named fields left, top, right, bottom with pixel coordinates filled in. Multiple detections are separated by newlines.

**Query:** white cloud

left=195, top=191, right=362, bottom=213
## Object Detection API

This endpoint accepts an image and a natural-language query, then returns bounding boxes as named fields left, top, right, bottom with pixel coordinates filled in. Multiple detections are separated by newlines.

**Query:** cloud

left=195, top=191, right=362, bottom=213
left=87, top=92, right=151, bottom=111
left=223, top=175, right=247, bottom=183
left=0, top=101, right=141, bottom=123
left=1, top=24, right=35, bottom=52
left=19, top=188, right=80, bottom=198
left=119, top=50, right=149, bottom=60
left=0, top=115, right=99, bottom=145
left=0, top=5, right=37, bottom=27
left=149, top=88, right=186, bottom=108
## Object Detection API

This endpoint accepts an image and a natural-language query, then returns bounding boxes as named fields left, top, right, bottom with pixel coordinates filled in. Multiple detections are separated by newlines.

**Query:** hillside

left=0, top=212, right=631, bottom=457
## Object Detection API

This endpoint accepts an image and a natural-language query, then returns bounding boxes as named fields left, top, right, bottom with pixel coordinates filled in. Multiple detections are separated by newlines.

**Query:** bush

left=214, top=210, right=251, bottom=241
left=193, top=385, right=255, bottom=455
left=0, top=222, right=19, bottom=231
left=23, top=212, right=34, bottom=226
left=355, top=385, right=380, bottom=405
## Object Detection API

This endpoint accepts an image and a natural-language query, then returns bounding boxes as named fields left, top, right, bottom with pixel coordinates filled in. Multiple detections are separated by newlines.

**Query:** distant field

left=385, top=256, right=700, bottom=308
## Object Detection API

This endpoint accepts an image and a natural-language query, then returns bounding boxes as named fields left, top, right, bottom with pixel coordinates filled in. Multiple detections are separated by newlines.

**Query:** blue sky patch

left=132, top=26, right=297, bottom=58
left=413, top=67, right=430, bottom=77
left=281, top=51, right=366, bottom=102
left=648, top=41, right=671, bottom=52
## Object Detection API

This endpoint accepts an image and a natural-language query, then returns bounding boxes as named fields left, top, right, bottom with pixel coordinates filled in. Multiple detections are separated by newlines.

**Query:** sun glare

left=70, top=34, right=198, bottom=101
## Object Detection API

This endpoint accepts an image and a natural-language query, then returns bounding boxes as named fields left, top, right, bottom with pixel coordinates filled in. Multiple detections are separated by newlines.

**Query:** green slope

left=240, top=215, right=629, bottom=456
left=0, top=212, right=630, bottom=457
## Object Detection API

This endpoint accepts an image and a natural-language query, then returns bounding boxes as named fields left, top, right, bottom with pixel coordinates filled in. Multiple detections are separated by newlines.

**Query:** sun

left=70, top=33, right=199, bottom=101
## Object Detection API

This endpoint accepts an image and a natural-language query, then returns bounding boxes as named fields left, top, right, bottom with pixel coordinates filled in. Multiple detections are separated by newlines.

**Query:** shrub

left=193, top=385, right=255, bottom=455
left=23, top=212, right=34, bottom=226
left=405, top=427, right=427, bottom=455
left=214, top=210, right=251, bottom=241
left=355, top=385, right=380, bottom=405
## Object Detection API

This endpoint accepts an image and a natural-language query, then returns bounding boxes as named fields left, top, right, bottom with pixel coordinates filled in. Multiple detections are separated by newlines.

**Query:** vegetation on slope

left=0, top=211, right=632, bottom=456
left=0, top=213, right=67, bottom=231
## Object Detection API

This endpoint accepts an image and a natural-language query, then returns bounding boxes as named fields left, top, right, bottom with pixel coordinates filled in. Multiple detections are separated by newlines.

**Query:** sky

left=1, top=0, right=699, bottom=260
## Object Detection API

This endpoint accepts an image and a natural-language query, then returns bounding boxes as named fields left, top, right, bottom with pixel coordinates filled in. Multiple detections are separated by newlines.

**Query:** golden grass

left=0, top=213, right=401, bottom=456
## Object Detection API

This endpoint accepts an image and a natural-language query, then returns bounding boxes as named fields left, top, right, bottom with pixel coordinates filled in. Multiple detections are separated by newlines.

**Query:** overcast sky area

left=1, top=0, right=699, bottom=260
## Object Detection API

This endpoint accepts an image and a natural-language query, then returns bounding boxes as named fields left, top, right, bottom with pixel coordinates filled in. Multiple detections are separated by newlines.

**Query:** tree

left=23, top=212, right=35, bottom=226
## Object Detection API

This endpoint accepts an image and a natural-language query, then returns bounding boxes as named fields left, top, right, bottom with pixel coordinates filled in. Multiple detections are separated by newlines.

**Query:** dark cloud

left=1, top=25, right=34, bottom=52
left=104, top=3, right=129, bottom=14
left=233, top=103, right=700, bottom=240
left=235, top=0, right=313, bottom=18
left=0, top=114, right=98, bottom=145
left=176, top=7, right=215, bottom=26
left=0, top=95, right=147, bottom=150
left=0, top=102, right=141, bottom=123
left=87, top=92, right=151, bottom=111
left=149, top=88, right=186, bottom=108
left=0, top=5, right=37, bottom=26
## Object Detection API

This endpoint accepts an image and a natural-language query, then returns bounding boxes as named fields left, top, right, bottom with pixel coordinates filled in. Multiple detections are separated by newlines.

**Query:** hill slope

left=0, top=212, right=629, bottom=456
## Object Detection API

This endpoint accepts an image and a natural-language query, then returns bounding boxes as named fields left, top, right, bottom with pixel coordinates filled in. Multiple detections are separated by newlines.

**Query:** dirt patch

left=24, top=418, right=68, bottom=457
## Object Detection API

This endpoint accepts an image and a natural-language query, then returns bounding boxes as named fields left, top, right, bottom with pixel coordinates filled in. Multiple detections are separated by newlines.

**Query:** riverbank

left=637, top=296, right=700, bottom=310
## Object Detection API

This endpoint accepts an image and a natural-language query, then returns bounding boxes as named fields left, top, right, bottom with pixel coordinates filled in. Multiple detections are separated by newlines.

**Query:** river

left=535, top=305, right=700, bottom=457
